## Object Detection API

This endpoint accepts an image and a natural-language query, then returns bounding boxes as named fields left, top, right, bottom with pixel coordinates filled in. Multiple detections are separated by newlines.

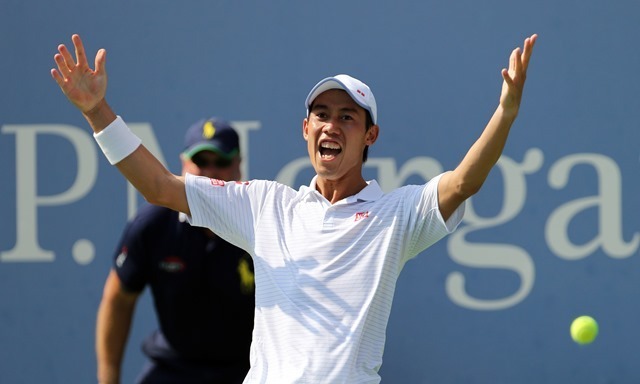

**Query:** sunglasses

left=190, top=153, right=234, bottom=168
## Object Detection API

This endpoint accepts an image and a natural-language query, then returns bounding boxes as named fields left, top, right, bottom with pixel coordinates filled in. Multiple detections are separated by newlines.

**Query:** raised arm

left=438, top=34, right=538, bottom=221
left=51, top=34, right=190, bottom=215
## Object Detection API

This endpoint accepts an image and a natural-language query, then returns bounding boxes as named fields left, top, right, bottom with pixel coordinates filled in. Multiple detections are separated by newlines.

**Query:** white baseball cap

left=305, top=74, right=377, bottom=125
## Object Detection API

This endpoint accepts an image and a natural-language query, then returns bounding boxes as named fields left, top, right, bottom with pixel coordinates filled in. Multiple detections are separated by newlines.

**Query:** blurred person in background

left=95, top=118, right=255, bottom=384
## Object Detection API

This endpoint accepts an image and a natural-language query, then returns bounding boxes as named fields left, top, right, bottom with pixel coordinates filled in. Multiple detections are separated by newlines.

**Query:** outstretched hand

left=500, top=34, right=537, bottom=114
left=51, top=34, right=107, bottom=114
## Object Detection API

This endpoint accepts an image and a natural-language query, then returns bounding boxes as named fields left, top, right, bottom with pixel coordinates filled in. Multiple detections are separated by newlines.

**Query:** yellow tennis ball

left=570, top=315, right=598, bottom=345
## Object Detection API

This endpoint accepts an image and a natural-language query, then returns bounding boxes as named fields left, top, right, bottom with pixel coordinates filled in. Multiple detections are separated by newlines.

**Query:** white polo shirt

left=185, top=173, right=464, bottom=384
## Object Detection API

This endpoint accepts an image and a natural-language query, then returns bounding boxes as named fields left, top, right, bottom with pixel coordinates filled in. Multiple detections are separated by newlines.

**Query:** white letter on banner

left=276, top=156, right=443, bottom=192
left=546, top=153, right=639, bottom=259
left=446, top=149, right=543, bottom=310
left=276, top=157, right=312, bottom=187
left=1, top=124, right=97, bottom=262
left=366, top=157, right=443, bottom=192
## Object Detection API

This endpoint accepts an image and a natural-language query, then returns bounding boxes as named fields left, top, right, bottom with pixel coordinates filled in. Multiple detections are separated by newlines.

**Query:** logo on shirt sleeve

left=116, top=246, right=128, bottom=268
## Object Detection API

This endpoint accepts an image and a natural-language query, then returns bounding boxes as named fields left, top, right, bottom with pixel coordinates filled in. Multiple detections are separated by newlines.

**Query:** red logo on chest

left=159, top=256, right=185, bottom=272
left=354, top=211, right=370, bottom=221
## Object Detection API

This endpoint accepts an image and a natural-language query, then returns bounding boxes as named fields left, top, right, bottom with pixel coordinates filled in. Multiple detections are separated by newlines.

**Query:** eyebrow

left=310, top=103, right=360, bottom=115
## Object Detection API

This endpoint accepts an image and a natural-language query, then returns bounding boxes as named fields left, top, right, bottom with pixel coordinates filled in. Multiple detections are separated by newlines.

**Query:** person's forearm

left=115, top=147, right=189, bottom=213
left=96, top=295, right=136, bottom=384
left=86, top=107, right=189, bottom=213
left=96, top=271, right=139, bottom=384
left=451, top=34, right=535, bottom=197
left=96, top=305, right=131, bottom=383
left=454, top=104, right=517, bottom=195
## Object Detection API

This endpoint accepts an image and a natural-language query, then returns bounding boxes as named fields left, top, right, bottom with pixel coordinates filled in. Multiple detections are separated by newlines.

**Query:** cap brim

left=183, top=143, right=237, bottom=159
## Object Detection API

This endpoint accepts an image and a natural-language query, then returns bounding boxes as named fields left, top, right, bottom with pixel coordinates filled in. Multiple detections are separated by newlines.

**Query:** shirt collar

left=300, top=176, right=384, bottom=203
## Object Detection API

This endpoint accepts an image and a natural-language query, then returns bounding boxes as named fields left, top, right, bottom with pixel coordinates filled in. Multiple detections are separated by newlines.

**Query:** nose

left=322, top=117, right=341, bottom=134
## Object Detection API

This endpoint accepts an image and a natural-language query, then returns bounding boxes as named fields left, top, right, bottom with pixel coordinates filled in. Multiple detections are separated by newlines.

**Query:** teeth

left=320, top=142, right=340, bottom=149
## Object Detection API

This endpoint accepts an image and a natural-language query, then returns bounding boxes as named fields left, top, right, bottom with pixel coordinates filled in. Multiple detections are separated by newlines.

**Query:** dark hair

left=363, top=111, right=373, bottom=163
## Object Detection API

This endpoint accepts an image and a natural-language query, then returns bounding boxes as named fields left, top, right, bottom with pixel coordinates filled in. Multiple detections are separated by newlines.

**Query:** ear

left=302, top=118, right=309, bottom=141
left=365, top=124, right=379, bottom=146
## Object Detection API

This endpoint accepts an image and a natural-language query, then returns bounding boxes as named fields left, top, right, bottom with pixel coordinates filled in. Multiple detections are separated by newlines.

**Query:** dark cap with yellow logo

left=182, top=117, right=240, bottom=159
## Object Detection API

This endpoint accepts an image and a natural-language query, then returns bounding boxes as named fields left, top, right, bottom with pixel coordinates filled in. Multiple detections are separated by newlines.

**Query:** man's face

left=182, top=150, right=241, bottom=181
left=303, top=89, right=378, bottom=182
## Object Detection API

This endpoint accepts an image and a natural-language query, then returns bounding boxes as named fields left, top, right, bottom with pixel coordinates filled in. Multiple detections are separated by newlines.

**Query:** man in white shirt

left=51, top=33, right=537, bottom=383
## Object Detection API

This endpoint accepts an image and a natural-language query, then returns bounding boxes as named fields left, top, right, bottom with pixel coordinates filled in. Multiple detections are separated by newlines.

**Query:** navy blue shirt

left=113, top=203, right=255, bottom=370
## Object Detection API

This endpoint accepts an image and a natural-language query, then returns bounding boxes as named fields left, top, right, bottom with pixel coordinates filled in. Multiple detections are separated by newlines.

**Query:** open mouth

left=319, top=141, right=342, bottom=160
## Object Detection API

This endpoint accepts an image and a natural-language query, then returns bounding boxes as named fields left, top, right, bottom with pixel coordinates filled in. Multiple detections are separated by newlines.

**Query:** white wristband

left=93, top=116, right=142, bottom=165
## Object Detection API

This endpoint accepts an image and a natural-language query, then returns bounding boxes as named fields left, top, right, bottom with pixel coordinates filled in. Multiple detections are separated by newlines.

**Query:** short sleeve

left=112, top=211, right=152, bottom=293
left=405, top=172, right=465, bottom=258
